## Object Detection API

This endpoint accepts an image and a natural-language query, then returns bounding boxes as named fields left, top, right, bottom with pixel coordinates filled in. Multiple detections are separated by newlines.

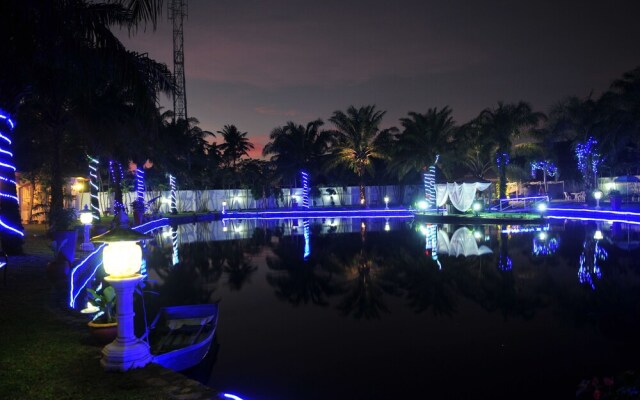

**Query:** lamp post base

left=102, top=274, right=151, bottom=371
left=80, top=242, right=95, bottom=251
left=101, top=339, right=152, bottom=371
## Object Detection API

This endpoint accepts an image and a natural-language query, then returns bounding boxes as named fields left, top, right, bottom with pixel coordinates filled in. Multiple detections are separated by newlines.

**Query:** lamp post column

left=101, top=274, right=151, bottom=371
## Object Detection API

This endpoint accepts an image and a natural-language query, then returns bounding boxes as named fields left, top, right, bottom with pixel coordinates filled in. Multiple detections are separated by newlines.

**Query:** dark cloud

left=118, top=0, right=640, bottom=157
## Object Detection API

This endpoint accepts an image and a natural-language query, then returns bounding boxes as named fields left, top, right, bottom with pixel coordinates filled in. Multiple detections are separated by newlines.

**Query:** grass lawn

left=0, top=225, right=173, bottom=400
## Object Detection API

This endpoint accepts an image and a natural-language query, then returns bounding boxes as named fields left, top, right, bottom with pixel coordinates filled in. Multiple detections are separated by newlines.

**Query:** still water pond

left=143, top=218, right=640, bottom=400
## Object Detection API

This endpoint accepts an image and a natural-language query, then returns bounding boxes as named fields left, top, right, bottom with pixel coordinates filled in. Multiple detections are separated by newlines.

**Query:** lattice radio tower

left=169, top=0, right=188, bottom=122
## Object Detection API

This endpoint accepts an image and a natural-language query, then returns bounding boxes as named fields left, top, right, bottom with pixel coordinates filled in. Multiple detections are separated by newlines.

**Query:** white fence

left=88, top=185, right=424, bottom=215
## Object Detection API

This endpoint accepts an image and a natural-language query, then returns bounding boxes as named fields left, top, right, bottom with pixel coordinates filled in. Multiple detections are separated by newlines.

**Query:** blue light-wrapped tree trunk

left=0, top=112, right=24, bottom=254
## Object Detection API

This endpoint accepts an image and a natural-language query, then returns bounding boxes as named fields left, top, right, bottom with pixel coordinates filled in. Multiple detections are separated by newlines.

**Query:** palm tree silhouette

left=327, top=105, right=387, bottom=205
left=217, top=124, right=254, bottom=169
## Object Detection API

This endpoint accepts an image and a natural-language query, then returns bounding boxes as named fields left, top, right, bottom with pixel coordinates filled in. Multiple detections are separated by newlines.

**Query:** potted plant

left=81, top=283, right=117, bottom=343
left=131, top=200, right=146, bottom=225
left=49, top=207, right=79, bottom=263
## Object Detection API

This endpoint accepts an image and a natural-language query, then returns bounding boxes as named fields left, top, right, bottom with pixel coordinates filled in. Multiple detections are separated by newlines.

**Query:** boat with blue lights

left=148, top=303, right=219, bottom=371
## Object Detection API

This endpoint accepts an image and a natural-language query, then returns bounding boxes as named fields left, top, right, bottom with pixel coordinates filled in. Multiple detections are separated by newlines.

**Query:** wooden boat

left=148, top=303, right=219, bottom=371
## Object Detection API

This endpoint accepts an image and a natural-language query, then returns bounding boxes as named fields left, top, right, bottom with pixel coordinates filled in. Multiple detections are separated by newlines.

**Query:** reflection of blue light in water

left=172, top=226, right=179, bottom=266
left=578, top=239, right=607, bottom=290
left=222, top=394, right=245, bottom=400
left=532, top=236, right=559, bottom=256
left=498, top=254, right=512, bottom=271
left=303, top=219, right=310, bottom=260
left=424, top=224, right=441, bottom=269
left=501, top=224, right=549, bottom=234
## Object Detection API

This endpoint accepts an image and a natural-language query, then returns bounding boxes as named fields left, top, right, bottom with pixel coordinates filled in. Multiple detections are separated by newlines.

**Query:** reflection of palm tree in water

left=335, top=251, right=391, bottom=319
left=223, top=241, right=257, bottom=291
left=266, top=237, right=341, bottom=306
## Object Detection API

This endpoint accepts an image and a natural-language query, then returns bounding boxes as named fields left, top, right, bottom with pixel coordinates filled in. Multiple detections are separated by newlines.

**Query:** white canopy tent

left=436, top=182, right=492, bottom=212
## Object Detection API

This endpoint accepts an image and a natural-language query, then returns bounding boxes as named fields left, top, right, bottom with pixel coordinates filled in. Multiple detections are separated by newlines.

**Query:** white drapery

left=436, top=182, right=491, bottom=212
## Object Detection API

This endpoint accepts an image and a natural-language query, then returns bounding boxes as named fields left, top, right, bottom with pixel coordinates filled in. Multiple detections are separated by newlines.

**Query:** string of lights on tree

left=495, top=152, right=510, bottom=167
left=0, top=112, right=24, bottom=238
left=300, top=171, right=310, bottom=209
left=575, top=137, right=603, bottom=188
left=87, top=155, right=101, bottom=221
left=109, top=160, right=125, bottom=213
left=530, top=160, right=558, bottom=178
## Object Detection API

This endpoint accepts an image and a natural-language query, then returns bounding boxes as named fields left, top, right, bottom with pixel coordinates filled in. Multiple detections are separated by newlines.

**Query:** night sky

left=118, top=0, right=640, bottom=157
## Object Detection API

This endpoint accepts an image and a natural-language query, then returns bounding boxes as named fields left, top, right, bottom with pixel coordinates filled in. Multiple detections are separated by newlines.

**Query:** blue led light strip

left=0, top=112, right=23, bottom=238
left=0, top=176, right=16, bottom=185
left=0, top=218, right=24, bottom=236
left=300, top=171, right=310, bottom=209
left=68, top=243, right=107, bottom=308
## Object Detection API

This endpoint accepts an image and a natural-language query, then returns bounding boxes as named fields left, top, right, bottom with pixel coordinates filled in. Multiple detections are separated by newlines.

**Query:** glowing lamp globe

left=80, top=208, right=93, bottom=225
left=594, top=230, right=604, bottom=240
left=537, top=202, right=548, bottom=213
left=92, top=227, right=152, bottom=278
left=593, top=190, right=603, bottom=200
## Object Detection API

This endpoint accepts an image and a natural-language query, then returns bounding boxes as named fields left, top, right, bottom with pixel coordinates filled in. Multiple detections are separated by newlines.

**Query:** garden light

left=91, top=220, right=152, bottom=371
left=472, top=200, right=482, bottom=216
left=79, top=205, right=94, bottom=251
left=538, top=232, right=547, bottom=241
left=537, top=202, right=548, bottom=215
left=384, top=196, right=390, bottom=209
left=594, top=230, right=604, bottom=240
left=593, top=190, right=603, bottom=209
left=417, top=200, right=428, bottom=210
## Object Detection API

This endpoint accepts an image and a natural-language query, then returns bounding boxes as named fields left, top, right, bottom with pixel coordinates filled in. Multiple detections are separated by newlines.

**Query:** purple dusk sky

left=118, top=0, right=640, bottom=158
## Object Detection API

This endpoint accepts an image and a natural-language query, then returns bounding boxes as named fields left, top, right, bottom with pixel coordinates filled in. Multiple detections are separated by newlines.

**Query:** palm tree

left=156, top=111, right=216, bottom=188
left=327, top=105, right=387, bottom=205
left=217, top=125, right=254, bottom=169
left=1, top=0, right=173, bottom=219
left=392, top=107, right=456, bottom=181
left=475, top=102, right=544, bottom=199
left=263, top=119, right=331, bottom=187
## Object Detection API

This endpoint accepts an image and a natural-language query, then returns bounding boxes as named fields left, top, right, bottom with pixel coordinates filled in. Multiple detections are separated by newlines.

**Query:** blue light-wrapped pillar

left=135, top=168, right=145, bottom=203
left=87, top=155, right=101, bottom=221
left=169, top=174, right=177, bottom=215
left=301, top=171, right=310, bottom=209
left=423, top=155, right=438, bottom=209
left=0, top=112, right=24, bottom=254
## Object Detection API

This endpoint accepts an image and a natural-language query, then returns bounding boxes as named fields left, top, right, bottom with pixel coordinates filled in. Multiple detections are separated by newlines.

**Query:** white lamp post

left=222, top=201, right=227, bottom=214
left=79, top=205, right=94, bottom=251
left=593, top=190, right=603, bottom=209
left=384, top=196, right=390, bottom=210
left=91, top=222, right=153, bottom=371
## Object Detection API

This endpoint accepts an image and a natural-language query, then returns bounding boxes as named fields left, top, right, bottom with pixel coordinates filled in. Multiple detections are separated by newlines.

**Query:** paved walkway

left=0, top=224, right=220, bottom=400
